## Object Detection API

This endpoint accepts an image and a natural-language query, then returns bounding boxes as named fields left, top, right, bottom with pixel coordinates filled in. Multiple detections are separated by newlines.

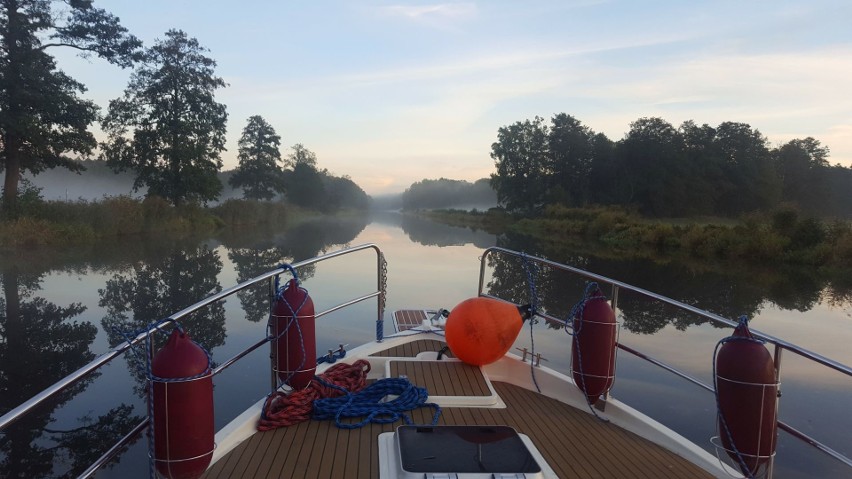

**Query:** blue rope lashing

left=312, top=377, right=442, bottom=429
left=376, top=319, right=384, bottom=342
left=273, top=262, right=299, bottom=292
left=520, top=252, right=542, bottom=393
left=712, top=315, right=765, bottom=479
left=567, top=282, right=610, bottom=422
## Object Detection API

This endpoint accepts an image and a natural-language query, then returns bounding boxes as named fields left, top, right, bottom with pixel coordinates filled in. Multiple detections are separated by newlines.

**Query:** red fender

left=152, top=329, right=214, bottom=479
left=272, top=280, right=316, bottom=389
left=716, top=321, right=778, bottom=476
left=571, top=287, right=617, bottom=404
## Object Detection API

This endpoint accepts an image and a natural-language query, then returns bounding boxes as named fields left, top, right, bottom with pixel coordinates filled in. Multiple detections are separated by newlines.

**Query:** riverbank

left=420, top=205, right=852, bottom=270
left=0, top=196, right=324, bottom=249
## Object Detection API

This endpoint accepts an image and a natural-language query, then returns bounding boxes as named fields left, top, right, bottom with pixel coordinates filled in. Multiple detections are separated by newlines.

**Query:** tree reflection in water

left=0, top=266, right=142, bottom=478
left=485, top=232, right=851, bottom=335
left=99, top=245, right=226, bottom=395
left=223, top=215, right=369, bottom=323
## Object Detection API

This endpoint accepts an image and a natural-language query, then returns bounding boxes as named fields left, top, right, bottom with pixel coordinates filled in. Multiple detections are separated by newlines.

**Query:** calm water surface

left=0, top=212, right=849, bottom=478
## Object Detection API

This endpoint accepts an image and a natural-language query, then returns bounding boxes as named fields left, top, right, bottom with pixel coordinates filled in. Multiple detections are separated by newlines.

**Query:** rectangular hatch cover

left=397, top=425, right=541, bottom=475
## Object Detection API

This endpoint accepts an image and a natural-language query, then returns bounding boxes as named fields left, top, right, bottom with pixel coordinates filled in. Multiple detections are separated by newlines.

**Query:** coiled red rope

left=257, top=359, right=371, bottom=431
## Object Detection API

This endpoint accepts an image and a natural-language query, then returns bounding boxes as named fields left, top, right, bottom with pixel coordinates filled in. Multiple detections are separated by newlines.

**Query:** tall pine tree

left=229, top=115, right=285, bottom=200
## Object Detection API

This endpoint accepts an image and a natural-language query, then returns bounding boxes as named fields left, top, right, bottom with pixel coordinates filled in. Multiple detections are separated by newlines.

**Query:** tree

left=775, top=137, right=830, bottom=212
left=229, top=115, right=285, bottom=200
left=547, top=113, right=595, bottom=206
left=282, top=144, right=325, bottom=208
left=321, top=173, right=370, bottom=212
left=286, top=161, right=326, bottom=208
left=714, top=122, right=779, bottom=215
left=617, top=117, right=689, bottom=217
left=490, top=116, right=549, bottom=213
left=0, top=265, right=99, bottom=477
left=101, top=29, right=227, bottom=206
left=285, top=143, right=317, bottom=169
left=99, top=245, right=226, bottom=394
left=0, top=0, right=140, bottom=217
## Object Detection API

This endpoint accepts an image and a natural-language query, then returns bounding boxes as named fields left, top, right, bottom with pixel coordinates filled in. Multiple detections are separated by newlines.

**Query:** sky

left=55, top=1, right=852, bottom=196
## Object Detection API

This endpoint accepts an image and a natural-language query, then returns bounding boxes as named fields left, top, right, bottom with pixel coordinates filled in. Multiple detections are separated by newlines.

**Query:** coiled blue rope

left=312, top=377, right=441, bottom=429
left=712, top=315, right=766, bottom=479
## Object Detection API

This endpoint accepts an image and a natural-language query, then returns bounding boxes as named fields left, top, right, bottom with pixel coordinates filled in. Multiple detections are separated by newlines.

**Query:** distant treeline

left=401, top=178, right=496, bottom=211
left=491, top=114, right=852, bottom=218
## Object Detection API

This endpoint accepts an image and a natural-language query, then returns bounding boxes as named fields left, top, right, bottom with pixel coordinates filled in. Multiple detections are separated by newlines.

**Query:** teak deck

left=203, top=340, right=715, bottom=479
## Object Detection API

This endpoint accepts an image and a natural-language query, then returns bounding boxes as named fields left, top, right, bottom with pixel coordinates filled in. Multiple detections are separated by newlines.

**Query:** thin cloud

left=380, top=3, right=477, bottom=21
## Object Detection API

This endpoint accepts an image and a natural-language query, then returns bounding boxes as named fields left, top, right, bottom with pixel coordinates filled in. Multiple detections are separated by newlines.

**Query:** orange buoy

left=151, top=329, right=214, bottom=479
left=715, top=317, right=778, bottom=477
left=571, top=284, right=617, bottom=404
left=445, top=297, right=525, bottom=366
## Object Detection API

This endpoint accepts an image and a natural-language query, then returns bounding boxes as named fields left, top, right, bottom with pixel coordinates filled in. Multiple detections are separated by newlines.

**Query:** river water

left=0, top=212, right=849, bottom=478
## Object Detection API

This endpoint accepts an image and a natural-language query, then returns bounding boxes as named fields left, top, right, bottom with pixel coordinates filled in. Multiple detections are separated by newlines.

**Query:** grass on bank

left=0, top=196, right=292, bottom=248
left=422, top=204, right=852, bottom=269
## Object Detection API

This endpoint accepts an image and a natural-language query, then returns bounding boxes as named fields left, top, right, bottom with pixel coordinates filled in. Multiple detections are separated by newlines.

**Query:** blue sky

left=57, top=1, right=852, bottom=195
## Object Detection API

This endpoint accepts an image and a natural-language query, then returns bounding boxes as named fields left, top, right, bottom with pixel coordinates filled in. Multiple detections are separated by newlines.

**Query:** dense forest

left=490, top=114, right=852, bottom=218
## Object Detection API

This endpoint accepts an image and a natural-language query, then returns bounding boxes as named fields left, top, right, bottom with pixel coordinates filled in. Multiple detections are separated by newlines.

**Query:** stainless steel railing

left=477, top=246, right=852, bottom=470
left=0, top=243, right=387, bottom=477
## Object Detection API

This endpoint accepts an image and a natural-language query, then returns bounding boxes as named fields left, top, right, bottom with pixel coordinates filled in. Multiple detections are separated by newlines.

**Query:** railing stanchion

left=610, top=284, right=620, bottom=317
left=269, top=275, right=277, bottom=392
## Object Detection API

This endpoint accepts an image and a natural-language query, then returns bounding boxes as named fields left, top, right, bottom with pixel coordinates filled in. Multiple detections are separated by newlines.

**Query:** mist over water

left=22, top=162, right=247, bottom=203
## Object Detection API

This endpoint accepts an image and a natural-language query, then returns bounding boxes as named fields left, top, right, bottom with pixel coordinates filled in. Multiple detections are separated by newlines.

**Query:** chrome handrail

left=0, top=243, right=386, bottom=434
left=478, top=246, right=852, bottom=469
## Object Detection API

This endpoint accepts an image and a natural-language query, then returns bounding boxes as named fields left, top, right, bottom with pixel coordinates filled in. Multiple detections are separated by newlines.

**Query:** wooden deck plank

left=356, top=421, right=372, bottom=479
left=315, top=422, right=339, bottom=479
left=204, top=374, right=715, bottom=479
left=370, top=338, right=451, bottom=358
left=294, top=416, right=325, bottom=478
left=389, top=361, right=491, bottom=397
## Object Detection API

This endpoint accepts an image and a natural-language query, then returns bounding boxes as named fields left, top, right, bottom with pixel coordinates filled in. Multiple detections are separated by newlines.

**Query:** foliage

left=490, top=113, right=852, bottom=219
left=99, top=245, right=226, bottom=395
left=490, top=116, right=550, bottom=213
left=285, top=161, right=325, bottom=209
left=546, top=113, right=597, bottom=206
left=428, top=206, right=852, bottom=269
left=285, top=143, right=317, bottom=169
left=229, top=115, right=285, bottom=200
left=101, top=29, right=227, bottom=206
left=321, top=174, right=370, bottom=212
left=0, top=266, right=99, bottom=477
left=210, top=199, right=288, bottom=227
left=401, top=177, right=496, bottom=210
left=0, top=0, right=140, bottom=217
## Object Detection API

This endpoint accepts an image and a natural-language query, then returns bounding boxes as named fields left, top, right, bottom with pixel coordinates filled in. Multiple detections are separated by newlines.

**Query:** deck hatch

left=396, top=425, right=541, bottom=474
